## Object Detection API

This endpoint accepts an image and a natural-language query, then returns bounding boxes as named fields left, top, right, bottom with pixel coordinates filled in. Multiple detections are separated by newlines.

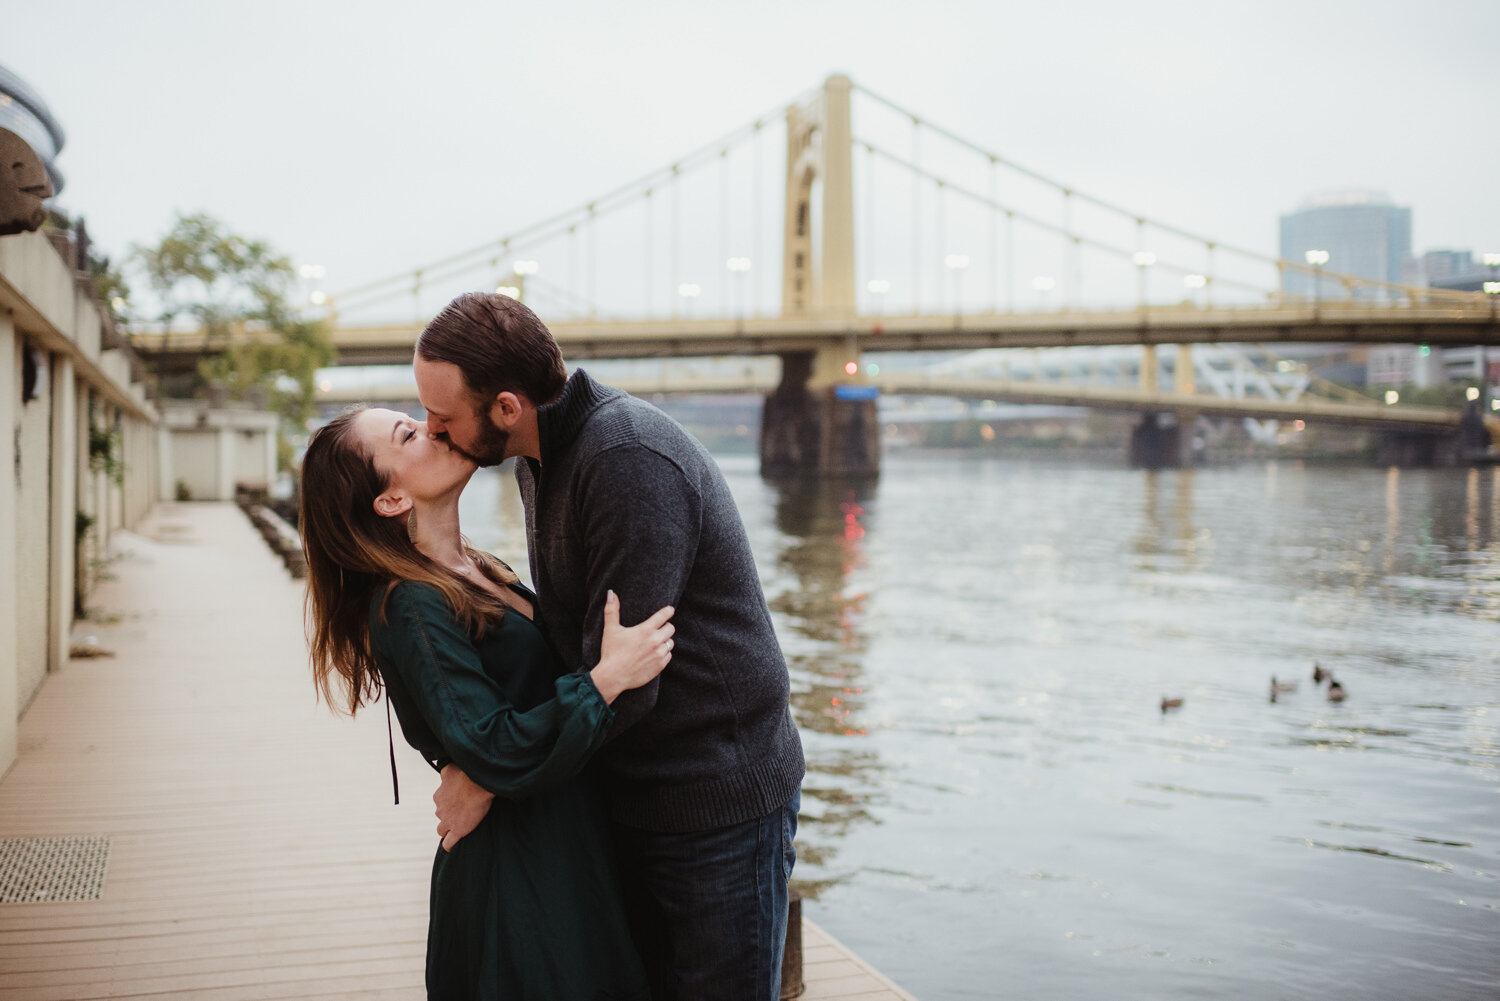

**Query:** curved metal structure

left=0, top=63, right=66, bottom=195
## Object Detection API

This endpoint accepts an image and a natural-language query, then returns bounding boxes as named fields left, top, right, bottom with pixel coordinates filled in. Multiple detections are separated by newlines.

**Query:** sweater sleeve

left=374, top=582, right=614, bottom=798
left=575, top=442, right=702, bottom=736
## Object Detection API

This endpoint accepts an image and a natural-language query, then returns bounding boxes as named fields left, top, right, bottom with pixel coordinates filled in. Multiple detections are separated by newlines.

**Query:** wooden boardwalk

left=0, top=503, right=914, bottom=1001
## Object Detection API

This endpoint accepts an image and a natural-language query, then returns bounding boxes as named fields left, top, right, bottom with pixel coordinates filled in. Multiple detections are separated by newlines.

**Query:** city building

left=1423, top=248, right=1500, bottom=294
left=1365, top=248, right=1499, bottom=389
left=1279, top=191, right=1411, bottom=301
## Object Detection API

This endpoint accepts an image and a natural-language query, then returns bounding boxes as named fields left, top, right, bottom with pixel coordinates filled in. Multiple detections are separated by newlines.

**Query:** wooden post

left=780, top=886, right=805, bottom=999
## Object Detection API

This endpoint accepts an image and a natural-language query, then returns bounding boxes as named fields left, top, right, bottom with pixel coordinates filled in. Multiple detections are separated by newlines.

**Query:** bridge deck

left=0, top=504, right=913, bottom=1001
left=128, top=299, right=1500, bottom=370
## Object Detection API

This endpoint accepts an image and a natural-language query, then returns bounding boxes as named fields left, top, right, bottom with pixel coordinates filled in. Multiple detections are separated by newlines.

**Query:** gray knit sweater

left=515, top=369, right=805, bottom=833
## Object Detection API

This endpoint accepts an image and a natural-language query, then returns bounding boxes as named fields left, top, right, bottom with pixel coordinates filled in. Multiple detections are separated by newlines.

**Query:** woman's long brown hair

left=299, top=408, right=517, bottom=715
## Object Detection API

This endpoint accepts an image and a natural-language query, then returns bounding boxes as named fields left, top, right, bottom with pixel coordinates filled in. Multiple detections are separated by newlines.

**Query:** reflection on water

left=766, top=478, right=884, bottom=893
left=471, top=454, right=1500, bottom=1000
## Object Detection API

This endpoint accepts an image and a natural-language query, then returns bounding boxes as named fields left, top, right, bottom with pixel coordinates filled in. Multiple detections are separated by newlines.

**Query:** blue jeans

left=612, top=791, right=800, bottom=1001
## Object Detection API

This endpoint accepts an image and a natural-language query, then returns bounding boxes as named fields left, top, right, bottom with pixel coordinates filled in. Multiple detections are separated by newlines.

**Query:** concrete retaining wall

left=0, top=229, right=160, bottom=777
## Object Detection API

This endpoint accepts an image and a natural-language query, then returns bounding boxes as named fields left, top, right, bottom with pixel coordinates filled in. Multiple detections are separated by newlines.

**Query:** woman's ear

left=373, top=489, right=412, bottom=520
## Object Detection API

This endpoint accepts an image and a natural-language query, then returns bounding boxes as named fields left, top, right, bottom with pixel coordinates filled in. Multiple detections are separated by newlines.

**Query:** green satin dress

left=368, top=580, right=649, bottom=1001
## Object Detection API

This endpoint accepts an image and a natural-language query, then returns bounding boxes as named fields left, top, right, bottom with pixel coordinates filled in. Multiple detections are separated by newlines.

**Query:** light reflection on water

left=464, top=456, right=1500, bottom=1001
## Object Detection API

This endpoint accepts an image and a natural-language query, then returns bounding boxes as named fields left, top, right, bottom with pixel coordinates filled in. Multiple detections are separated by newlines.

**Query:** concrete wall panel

left=16, top=338, right=53, bottom=712
left=0, top=318, right=18, bottom=774
left=173, top=431, right=221, bottom=501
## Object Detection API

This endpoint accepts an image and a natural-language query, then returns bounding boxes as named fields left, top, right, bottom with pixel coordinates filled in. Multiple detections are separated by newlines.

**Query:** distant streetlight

left=1467, top=386, right=1481, bottom=401
left=726, top=257, right=751, bottom=318
left=513, top=260, right=539, bottom=276
left=1183, top=273, right=1207, bottom=309
left=1305, top=249, right=1330, bottom=307
left=945, top=254, right=969, bottom=315
left=495, top=284, right=521, bottom=299
left=1032, top=275, right=1055, bottom=310
left=1384, top=390, right=1400, bottom=405
left=1482, top=253, right=1500, bottom=268
left=1133, top=251, right=1156, bottom=308
left=300, top=264, right=327, bottom=314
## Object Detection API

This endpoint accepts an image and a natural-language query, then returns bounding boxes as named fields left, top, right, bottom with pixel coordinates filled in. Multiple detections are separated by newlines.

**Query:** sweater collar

left=536, top=368, right=621, bottom=464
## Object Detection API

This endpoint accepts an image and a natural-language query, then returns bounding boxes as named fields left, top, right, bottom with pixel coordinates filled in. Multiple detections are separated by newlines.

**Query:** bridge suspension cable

left=857, top=140, right=1274, bottom=299
left=853, top=81, right=1491, bottom=307
left=328, top=92, right=810, bottom=315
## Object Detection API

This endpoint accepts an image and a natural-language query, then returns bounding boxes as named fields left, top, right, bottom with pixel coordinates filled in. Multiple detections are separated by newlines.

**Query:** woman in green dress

left=299, top=406, right=674, bottom=1000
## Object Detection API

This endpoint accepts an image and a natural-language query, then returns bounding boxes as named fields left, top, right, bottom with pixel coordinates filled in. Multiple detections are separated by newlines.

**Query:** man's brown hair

left=416, top=292, right=567, bottom=406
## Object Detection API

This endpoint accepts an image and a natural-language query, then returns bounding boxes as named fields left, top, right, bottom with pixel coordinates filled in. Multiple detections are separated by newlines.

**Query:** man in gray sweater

left=414, top=292, right=805, bottom=1001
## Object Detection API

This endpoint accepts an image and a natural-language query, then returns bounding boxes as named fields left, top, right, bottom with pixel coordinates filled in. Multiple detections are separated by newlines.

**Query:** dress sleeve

left=375, top=582, right=614, bottom=798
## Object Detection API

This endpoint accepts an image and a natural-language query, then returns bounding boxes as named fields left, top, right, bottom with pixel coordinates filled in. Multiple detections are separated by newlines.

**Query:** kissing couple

left=299, top=291, right=805, bottom=1001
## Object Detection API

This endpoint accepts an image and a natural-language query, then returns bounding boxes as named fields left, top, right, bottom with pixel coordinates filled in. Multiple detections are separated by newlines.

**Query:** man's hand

left=434, top=764, right=494, bottom=851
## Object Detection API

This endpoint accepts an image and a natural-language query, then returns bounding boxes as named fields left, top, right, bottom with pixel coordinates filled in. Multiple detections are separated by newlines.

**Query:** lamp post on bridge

left=1304, top=249, right=1330, bottom=310
left=1032, top=275, right=1055, bottom=311
left=1132, top=251, right=1156, bottom=311
left=1483, top=253, right=1500, bottom=402
left=945, top=254, right=969, bottom=319
left=499, top=259, right=537, bottom=304
left=299, top=263, right=329, bottom=315
left=726, top=257, right=752, bottom=320
left=1184, top=273, right=1207, bottom=309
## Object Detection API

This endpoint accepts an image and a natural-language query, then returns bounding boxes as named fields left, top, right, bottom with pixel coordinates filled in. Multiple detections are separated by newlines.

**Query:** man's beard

left=455, top=408, right=510, bottom=467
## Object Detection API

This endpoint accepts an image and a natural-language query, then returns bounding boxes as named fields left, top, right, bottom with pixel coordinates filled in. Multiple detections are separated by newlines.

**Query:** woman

left=300, top=406, right=673, bottom=1000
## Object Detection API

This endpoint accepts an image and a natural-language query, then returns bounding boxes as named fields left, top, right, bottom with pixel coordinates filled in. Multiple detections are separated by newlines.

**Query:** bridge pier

left=1129, top=411, right=1201, bottom=469
left=760, top=351, right=880, bottom=478
left=1377, top=428, right=1462, bottom=467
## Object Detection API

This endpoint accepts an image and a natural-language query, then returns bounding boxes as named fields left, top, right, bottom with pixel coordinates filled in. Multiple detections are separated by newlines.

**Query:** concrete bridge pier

left=760, top=349, right=880, bottom=478
left=1377, top=428, right=1461, bottom=467
left=1129, top=410, right=1201, bottom=469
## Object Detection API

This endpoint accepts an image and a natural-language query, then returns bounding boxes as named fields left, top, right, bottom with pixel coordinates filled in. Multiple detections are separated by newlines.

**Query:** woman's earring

left=406, top=509, right=418, bottom=544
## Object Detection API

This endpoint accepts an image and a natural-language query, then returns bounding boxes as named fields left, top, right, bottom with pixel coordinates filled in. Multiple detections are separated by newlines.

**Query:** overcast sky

left=6, top=0, right=1496, bottom=320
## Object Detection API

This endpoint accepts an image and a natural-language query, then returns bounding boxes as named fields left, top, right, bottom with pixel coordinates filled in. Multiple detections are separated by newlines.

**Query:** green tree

left=133, top=212, right=334, bottom=458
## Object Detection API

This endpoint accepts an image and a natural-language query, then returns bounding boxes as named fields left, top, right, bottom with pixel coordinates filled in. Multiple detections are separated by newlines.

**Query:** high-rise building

left=1279, top=191, right=1411, bottom=300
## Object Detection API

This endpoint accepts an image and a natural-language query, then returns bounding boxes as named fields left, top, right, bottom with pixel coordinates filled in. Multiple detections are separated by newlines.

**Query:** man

left=413, top=291, right=805, bottom=1001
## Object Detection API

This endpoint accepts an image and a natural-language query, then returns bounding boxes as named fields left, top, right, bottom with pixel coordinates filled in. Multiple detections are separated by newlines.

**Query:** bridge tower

left=760, top=74, right=881, bottom=478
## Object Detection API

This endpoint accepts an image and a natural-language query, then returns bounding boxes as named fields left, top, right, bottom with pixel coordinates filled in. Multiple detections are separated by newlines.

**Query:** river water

left=459, top=453, right=1500, bottom=1001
